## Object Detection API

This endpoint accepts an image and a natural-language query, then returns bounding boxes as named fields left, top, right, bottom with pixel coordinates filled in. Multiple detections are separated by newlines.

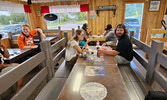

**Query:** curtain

left=80, top=4, right=89, bottom=12
left=41, top=6, right=50, bottom=13
left=49, top=5, right=80, bottom=13
left=0, top=1, right=24, bottom=13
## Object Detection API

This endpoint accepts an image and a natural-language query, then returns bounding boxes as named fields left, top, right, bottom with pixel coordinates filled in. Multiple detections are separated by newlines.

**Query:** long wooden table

left=90, top=35, right=106, bottom=42
left=58, top=47, right=130, bottom=100
left=4, top=48, right=32, bottom=63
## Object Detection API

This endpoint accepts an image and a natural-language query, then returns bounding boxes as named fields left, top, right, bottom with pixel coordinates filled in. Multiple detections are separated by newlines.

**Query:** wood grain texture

left=1, top=38, right=11, bottom=48
left=58, top=64, right=130, bottom=100
left=3, top=0, right=166, bottom=43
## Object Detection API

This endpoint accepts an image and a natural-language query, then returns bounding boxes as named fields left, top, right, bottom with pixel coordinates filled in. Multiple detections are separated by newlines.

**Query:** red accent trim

left=24, top=5, right=31, bottom=13
left=80, top=4, right=89, bottom=12
left=41, top=6, right=50, bottom=13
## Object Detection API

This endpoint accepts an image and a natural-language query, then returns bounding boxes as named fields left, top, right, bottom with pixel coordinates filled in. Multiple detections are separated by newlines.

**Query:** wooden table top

left=90, top=35, right=106, bottom=41
left=77, top=46, right=116, bottom=65
left=58, top=63, right=130, bottom=100
left=58, top=46, right=130, bottom=100
left=4, top=48, right=32, bottom=63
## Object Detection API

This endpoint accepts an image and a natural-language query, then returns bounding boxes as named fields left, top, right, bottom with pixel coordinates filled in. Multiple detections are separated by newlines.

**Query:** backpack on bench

left=145, top=91, right=167, bottom=100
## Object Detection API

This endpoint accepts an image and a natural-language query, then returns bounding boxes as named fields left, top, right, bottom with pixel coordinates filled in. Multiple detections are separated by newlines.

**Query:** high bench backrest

left=130, top=31, right=164, bottom=85
left=8, top=26, right=62, bottom=48
left=40, top=32, right=68, bottom=80
left=0, top=52, right=46, bottom=100
left=153, top=45, right=167, bottom=91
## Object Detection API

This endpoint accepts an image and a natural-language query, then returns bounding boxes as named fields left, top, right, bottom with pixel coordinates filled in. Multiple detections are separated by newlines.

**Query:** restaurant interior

left=0, top=0, right=167, bottom=100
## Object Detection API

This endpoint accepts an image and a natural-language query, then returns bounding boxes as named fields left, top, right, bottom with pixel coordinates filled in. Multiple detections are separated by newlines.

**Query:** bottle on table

left=96, top=41, right=100, bottom=47
left=97, top=49, right=100, bottom=58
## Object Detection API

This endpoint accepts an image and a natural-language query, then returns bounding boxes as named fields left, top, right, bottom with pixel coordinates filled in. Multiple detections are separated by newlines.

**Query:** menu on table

left=84, top=66, right=105, bottom=76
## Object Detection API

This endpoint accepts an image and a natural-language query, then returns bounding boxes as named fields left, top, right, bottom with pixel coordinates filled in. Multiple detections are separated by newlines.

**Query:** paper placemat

left=80, top=82, right=107, bottom=100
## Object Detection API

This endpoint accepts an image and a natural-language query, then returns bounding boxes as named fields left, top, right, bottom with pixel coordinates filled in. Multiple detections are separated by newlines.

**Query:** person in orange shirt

left=17, top=24, right=46, bottom=49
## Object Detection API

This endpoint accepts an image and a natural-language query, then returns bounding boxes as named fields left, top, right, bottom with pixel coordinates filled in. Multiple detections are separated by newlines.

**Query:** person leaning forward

left=17, top=24, right=46, bottom=49
left=102, top=24, right=116, bottom=46
left=99, top=24, right=134, bottom=65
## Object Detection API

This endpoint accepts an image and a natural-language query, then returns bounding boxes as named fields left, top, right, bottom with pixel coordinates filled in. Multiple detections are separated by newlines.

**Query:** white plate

left=80, top=82, right=107, bottom=100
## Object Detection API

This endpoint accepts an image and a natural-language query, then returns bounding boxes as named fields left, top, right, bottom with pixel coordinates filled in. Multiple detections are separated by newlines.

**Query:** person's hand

left=98, top=49, right=102, bottom=54
left=89, top=30, right=92, bottom=36
left=102, top=43, right=106, bottom=46
left=31, top=45, right=38, bottom=48
left=86, top=38, right=91, bottom=43
left=0, top=43, right=5, bottom=48
left=42, top=34, right=46, bottom=39
left=12, top=63, right=19, bottom=67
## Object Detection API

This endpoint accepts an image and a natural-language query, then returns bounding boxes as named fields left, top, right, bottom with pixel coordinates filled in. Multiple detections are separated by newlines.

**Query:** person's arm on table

left=74, top=38, right=91, bottom=54
left=0, top=64, right=10, bottom=69
left=99, top=49, right=119, bottom=56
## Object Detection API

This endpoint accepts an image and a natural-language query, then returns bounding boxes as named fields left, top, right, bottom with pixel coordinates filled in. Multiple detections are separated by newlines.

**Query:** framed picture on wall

left=149, top=1, right=160, bottom=11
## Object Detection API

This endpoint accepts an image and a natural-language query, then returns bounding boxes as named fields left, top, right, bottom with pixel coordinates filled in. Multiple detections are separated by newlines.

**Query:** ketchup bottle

left=97, top=49, right=100, bottom=58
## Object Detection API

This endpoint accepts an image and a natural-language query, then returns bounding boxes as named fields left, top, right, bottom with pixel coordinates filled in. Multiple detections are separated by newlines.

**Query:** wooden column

left=27, top=4, right=37, bottom=30
left=64, top=32, right=68, bottom=47
left=40, top=40, right=54, bottom=81
left=72, top=28, right=75, bottom=36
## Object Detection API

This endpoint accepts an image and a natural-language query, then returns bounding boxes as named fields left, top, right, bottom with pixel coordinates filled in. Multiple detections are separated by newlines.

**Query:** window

left=46, top=5, right=88, bottom=30
left=0, top=12, right=28, bottom=38
left=46, top=12, right=87, bottom=30
left=0, top=1, right=27, bottom=38
left=124, top=3, right=144, bottom=39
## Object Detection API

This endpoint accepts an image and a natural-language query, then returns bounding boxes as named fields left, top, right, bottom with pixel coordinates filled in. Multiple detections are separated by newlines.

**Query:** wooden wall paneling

left=2, top=0, right=26, bottom=4
left=4, top=0, right=166, bottom=42
left=27, top=4, right=38, bottom=30
left=140, top=0, right=167, bottom=42
left=33, top=4, right=47, bottom=29
left=61, top=30, right=72, bottom=41
left=140, top=1, right=149, bottom=42
left=1, top=38, right=11, bottom=48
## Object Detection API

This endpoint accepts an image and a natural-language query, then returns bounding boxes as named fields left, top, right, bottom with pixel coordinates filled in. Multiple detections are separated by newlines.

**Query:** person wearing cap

left=102, top=24, right=116, bottom=46
left=79, top=23, right=92, bottom=46
left=0, top=34, right=23, bottom=92
left=99, top=24, right=133, bottom=64
left=17, top=24, right=46, bottom=49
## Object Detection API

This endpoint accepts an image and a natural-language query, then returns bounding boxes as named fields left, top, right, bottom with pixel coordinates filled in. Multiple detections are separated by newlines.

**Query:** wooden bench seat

left=35, top=78, right=67, bottom=100
left=54, top=60, right=73, bottom=78
left=119, top=62, right=153, bottom=100
left=117, top=31, right=164, bottom=100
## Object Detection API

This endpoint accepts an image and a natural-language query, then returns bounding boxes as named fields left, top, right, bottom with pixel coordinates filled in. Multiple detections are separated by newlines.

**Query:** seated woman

left=79, top=23, right=92, bottom=46
left=65, top=29, right=90, bottom=66
left=102, top=24, right=116, bottom=46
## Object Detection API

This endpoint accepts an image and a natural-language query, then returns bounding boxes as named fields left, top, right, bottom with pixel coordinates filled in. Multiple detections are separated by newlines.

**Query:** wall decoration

left=149, top=1, right=160, bottom=11
left=36, top=11, right=41, bottom=17
left=89, top=10, right=97, bottom=19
